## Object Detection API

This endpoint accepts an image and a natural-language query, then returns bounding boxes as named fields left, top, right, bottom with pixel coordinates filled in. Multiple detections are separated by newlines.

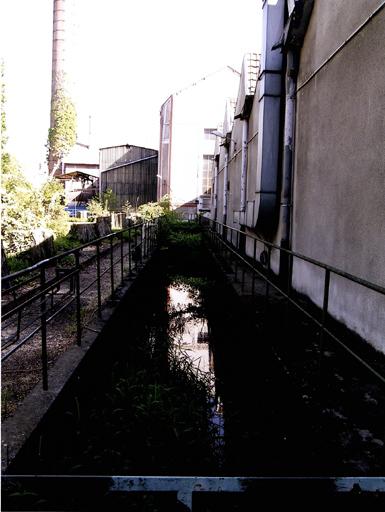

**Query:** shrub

left=53, top=235, right=81, bottom=253
left=6, top=256, right=30, bottom=274
left=40, top=179, right=70, bottom=237
left=87, top=196, right=107, bottom=220
left=137, top=201, right=164, bottom=221
left=87, top=188, right=117, bottom=220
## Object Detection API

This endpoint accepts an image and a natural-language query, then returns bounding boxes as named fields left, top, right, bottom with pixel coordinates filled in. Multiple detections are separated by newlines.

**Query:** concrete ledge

left=1, top=261, right=148, bottom=473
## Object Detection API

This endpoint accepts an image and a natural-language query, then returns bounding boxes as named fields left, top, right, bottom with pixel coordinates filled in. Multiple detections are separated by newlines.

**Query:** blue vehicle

left=65, top=202, right=89, bottom=218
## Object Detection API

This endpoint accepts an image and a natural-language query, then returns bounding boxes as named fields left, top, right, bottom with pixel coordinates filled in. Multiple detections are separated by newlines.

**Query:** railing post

left=321, top=269, right=330, bottom=331
left=40, top=266, right=48, bottom=390
left=134, top=228, right=138, bottom=272
left=318, top=269, right=331, bottom=373
left=147, top=222, right=150, bottom=257
left=251, top=238, right=257, bottom=297
left=241, top=265, right=246, bottom=293
left=128, top=228, right=133, bottom=276
left=265, top=246, right=271, bottom=301
left=110, top=236, right=114, bottom=295
left=144, top=222, right=147, bottom=258
left=96, top=241, right=102, bottom=318
left=74, top=250, right=81, bottom=346
left=234, top=233, right=238, bottom=281
left=120, top=232, right=124, bottom=284
left=16, top=309, right=22, bottom=342
left=147, top=223, right=150, bottom=253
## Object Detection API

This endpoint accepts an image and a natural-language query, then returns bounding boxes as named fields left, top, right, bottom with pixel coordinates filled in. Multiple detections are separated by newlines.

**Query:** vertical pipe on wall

left=213, top=157, right=218, bottom=221
left=240, top=118, right=249, bottom=213
left=222, top=148, right=229, bottom=224
left=279, top=49, right=297, bottom=284
left=281, top=50, right=296, bottom=248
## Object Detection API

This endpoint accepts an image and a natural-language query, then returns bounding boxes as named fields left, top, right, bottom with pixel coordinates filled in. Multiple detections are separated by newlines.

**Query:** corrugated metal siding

left=100, top=145, right=158, bottom=209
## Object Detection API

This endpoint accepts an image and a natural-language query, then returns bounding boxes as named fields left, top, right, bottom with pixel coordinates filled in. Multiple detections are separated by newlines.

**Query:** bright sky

left=1, top=0, right=262, bottom=184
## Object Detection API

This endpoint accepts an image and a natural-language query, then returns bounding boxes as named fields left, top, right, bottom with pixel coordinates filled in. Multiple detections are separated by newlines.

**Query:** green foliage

left=47, top=87, right=77, bottom=175
left=122, top=200, right=134, bottom=216
left=137, top=201, right=164, bottom=221
left=86, top=196, right=106, bottom=219
left=40, top=179, right=70, bottom=236
left=6, top=256, right=30, bottom=274
left=53, top=235, right=81, bottom=253
left=157, top=216, right=201, bottom=248
left=1, top=164, right=70, bottom=255
left=102, top=187, right=117, bottom=211
left=87, top=188, right=117, bottom=220
left=134, top=195, right=172, bottom=222
left=169, top=231, right=201, bottom=248
left=68, top=216, right=86, bottom=223
left=157, top=194, right=171, bottom=212
left=1, top=69, right=70, bottom=256
left=1, top=69, right=39, bottom=254
left=58, top=253, right=76, bottom=268
left=1, top=157, right=42, bottom=254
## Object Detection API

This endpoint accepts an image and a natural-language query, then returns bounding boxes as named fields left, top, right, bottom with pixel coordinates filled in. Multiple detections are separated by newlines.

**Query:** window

left=202, top=155, right=214, bottom=194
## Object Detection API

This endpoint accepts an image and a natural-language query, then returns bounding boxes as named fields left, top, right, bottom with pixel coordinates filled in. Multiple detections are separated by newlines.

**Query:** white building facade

left=158, top=67, right=240, bottom=218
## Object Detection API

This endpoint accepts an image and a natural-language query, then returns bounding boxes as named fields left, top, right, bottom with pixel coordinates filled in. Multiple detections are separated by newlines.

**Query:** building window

left=202, top=155, right=214, bottom=194
left=204, top=128, right=217, bottom=141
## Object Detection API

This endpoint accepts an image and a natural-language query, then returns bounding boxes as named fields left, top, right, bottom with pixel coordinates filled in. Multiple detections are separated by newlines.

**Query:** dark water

left=4, top=239, right=385, bottom=510
left=7, top=243, right=385, bottom=479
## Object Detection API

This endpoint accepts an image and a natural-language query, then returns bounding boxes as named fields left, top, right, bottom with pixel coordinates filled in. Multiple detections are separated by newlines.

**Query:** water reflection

left=168, top=284, right=224, bottom=457
left=168, top=285, right=210, bottom=372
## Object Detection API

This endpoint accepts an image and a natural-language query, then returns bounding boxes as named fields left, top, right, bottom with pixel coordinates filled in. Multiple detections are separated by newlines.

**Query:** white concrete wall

left=292, top=0, right=385, bottom=352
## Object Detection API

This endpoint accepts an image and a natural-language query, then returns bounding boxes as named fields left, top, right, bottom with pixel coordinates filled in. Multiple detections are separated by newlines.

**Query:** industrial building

left=99, top=144, right=158, bottom=210
left=158, top=66, right=241, bottom=218
left=211, top=0, right=385, bottom=353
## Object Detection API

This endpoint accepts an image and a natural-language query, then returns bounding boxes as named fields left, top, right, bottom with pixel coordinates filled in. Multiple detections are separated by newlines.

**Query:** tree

left=1, top=61, right=7, bottom=152
left=40, top=179, right=69, bottom=236
left=1, top=63, right=70, bottom=255
left=87, top=188, right=118, bottom=220
left=1, top=156, right=43, bottom=254
left=47, top=87, right=77, bottom=176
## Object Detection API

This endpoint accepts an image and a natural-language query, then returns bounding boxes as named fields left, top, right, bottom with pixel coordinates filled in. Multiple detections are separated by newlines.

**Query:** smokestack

left=50, top=0, right=66, bottom=129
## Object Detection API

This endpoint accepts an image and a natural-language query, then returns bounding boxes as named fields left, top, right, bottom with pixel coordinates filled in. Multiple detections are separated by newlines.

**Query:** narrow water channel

left=167, top=282, right=224, bottom=462
left=7, top=228, right=385, bottom=483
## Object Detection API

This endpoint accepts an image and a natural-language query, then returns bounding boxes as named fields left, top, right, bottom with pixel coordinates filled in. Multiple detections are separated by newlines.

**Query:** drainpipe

left=240, top=118, right=249, bottom=215
left=278, top=0, right=314, bottom=283
left=280, top=50, right=297, bottom=251
left=213, top=156, right=219, bottom=221
left=223, top=148, right=229, bottom=226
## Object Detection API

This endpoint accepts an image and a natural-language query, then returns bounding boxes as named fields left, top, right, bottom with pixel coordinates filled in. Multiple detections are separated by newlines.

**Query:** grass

left=53, top=235, right=82, bottom=253
left=6, top=255, right=30, bottom=274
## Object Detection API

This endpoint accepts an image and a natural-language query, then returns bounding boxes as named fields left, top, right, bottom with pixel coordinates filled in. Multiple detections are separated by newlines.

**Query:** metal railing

left=205, top=219, right=385, bottom=386
left=1, top=220, right=159, bottom=390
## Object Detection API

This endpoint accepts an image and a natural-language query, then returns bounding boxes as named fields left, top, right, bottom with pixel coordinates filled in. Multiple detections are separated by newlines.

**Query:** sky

left=1, top=0, right=262, bottom=184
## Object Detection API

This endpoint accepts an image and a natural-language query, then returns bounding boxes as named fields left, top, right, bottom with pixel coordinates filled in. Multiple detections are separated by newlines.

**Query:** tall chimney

left=50, top=0, right=66, bottom=129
